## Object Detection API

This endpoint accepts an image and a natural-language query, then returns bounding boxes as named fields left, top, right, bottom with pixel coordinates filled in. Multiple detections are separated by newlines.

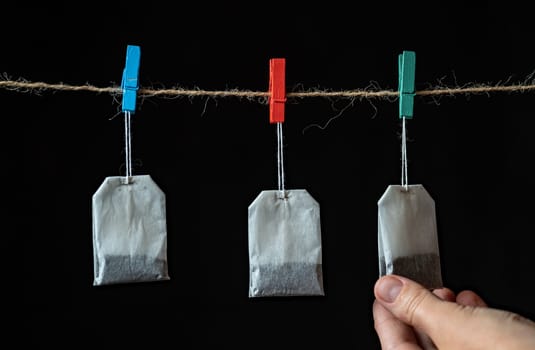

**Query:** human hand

left=373, top=275, right=535, bottom=349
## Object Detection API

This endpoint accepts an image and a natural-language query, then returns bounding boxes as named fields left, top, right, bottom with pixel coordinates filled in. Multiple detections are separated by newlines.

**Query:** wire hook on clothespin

left=398, top=51, right=416, bottom=191
left=269, top=58, right=287, bottom=198
left=120, top=45, right=141, bottom=184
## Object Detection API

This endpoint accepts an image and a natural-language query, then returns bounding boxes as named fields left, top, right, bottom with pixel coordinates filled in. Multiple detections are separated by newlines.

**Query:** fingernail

left=376, top=276, right=403, bottom=303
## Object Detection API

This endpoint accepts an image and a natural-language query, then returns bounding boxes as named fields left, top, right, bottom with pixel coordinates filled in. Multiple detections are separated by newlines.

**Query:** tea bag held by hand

left=248, top=190, right=324, bottom=297
left=92, top=175, right=169, bottom=285
left=378, top=184, right=442, bottom=289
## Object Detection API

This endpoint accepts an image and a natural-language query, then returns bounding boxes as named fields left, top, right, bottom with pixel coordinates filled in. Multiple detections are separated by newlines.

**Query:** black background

left=10, top=1, right=535, bottom=347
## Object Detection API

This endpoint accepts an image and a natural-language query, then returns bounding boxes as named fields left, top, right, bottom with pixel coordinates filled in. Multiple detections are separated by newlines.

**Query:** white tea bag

left=378, top=184, right=442, bottom=289
left=92, top=175, right=169, bottom=286
left=248, top=190, right=324, bottom=297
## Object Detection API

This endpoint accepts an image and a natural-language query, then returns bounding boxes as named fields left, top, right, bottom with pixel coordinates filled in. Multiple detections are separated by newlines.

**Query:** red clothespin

left=269, top=58, right=286, bottom=123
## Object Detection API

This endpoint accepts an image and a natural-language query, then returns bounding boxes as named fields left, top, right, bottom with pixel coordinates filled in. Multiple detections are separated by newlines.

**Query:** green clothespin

left=398, top=51, right=416, bottom=119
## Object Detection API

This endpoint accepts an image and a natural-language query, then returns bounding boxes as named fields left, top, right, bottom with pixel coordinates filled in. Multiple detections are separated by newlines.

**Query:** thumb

left=374, top=275, right=535, bottom=349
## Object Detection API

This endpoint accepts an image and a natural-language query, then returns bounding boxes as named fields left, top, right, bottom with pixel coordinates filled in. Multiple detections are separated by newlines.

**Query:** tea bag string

left=276, top=122, right=286, bottom=195
left=401, top=117, right=408, bottom=190
left=124, top=111, right=132, bottom=183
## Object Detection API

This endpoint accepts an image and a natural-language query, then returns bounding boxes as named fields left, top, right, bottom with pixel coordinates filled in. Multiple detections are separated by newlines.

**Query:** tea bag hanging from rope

left=378, top=51, right=442, bottom=289
left=92, top=45, right=169, bottom=286
left=248, top=59, right=324, bottom=297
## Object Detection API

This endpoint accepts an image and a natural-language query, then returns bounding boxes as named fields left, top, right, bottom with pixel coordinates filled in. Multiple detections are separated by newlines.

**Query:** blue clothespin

left=398, top=50, right=416, bottom=119
left=121, top=45, right=141, bottom=113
